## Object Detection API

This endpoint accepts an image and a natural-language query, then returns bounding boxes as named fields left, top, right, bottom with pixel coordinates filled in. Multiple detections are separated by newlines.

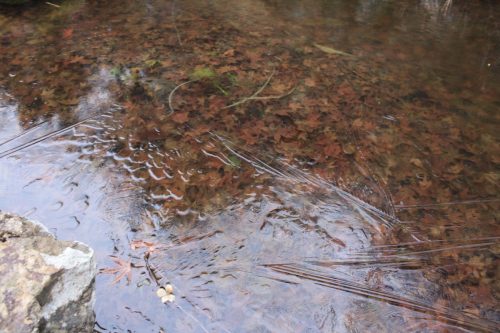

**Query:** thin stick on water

left=441, top=0, right=452, bottom=14
left=171, top=1, right=183, bottom=46
left=0, top=120, right=49, bottom=148
left=168, top=68, right=294, bottom=115
left=174, top=22, right=182, bottom=46
left=223, top=69, right=276, bottom=109
left=0, top=113, right=111, bottom=159
left=45, top=1, right=61, bottom=8
left=168, top=80, right=194, bottom=115
left=248, top=86, right=297, bottom=101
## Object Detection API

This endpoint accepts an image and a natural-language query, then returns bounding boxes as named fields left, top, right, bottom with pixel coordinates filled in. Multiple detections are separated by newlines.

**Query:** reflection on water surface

left=0, top=0, right=499, bottom=332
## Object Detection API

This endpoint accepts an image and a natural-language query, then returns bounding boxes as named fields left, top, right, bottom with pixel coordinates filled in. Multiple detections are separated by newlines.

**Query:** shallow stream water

left=0, top=0, right=499, bottom=332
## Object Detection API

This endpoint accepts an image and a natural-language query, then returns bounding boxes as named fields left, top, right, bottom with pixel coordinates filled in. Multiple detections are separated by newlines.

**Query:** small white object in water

left=161, top=294, right=175, bottom=303
left=156, top=284, right=175, bottom=303
left=156, top=288, right=167, bottom=298
left=164, top=284, right=173, bottom=294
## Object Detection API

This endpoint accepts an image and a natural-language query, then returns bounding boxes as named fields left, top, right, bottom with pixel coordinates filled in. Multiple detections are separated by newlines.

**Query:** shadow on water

left=0, top=0, right=499, bottom=332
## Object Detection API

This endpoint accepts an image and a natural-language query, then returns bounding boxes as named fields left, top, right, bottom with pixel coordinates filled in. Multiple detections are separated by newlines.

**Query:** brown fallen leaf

left=171, top=112, right=189, bottom=124
left=410, top=158, right=424, bottom=168
left=324, top=143, right=342, bottom=157
left=68, top=55, right=90, bottom=65
left=223, top=49, right=235, bottom=57
left=130, top=239, right=165, bottom=256
left=100, top=256, right=132, bottom=285
left=62, top=28, right=73, bottom=39
left=304, top=78, right=316, bottom=87
left=313, top=43, right=353, bottom=57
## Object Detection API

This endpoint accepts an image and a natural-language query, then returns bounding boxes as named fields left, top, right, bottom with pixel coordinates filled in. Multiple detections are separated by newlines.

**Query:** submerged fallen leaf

left=68, top=55, right=90, bottom=65
left=313, top=43, right=353, bottom=57
left=342, top=143, right=356, bottom=155
left=100, top=256, right=132, bottom=285
left=419, top=178, right=432, bottom=189
left=324, top=143, right=342, bottom=157
left=171, top=112, right=189, bottom=124
left=145, top=59, right=161, bottom=68
left=304, top=78, right=316, bottom=87
left=448, top=164, right=464, bottom=174
left=62, top=28, right=73, bottom=39
left=410, top=158, right=424, bottom=168
left=130, top=239, right=165, bottom=256
left=223, top=49, right=235, bottom=57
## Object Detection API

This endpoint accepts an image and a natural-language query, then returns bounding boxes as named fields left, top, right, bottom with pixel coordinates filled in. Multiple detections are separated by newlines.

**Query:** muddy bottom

left=0, top=0, right=499, bottom=332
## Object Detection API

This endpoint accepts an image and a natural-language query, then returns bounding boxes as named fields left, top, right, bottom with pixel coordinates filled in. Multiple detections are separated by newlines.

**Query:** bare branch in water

left=167, top=80, right=194, bottom=115
left=441, top=0, right=452, bottom=14
left=223, top=69, right=276, bottom=109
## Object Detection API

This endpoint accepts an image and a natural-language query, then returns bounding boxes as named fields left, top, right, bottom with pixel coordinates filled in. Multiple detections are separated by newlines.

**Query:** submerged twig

left=313, top=43, right=353, bottom=57
left=223, top=69, right=277, bottom=109
left=246, top=86, right=297, bottom=101
left=441, top=0, right=452, bottom=14
left=0, top=120, right=48, bottom=148
left=45, top=1, right=61, bottom=8
left=174, top=24, right=182, bottom=46
left=145, top=259, right=213, bottom=333
left=0, top=113, right=106, bottom=159
left=266, top=263, right=497, bottom=332
left=168, top=69, right=294, bottom=114
left=171, top=1, right=183, bottom=46
left=168, top=80, right=194, bottom=115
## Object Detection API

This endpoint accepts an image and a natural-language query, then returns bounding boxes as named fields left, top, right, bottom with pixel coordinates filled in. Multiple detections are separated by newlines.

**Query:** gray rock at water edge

left=0, top=212, right=97, bottom=333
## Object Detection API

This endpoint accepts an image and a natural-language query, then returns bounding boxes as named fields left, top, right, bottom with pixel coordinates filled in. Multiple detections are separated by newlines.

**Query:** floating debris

left=313, top=43, right=353, bottom=57
left=156, top=284, right=175, bottom=303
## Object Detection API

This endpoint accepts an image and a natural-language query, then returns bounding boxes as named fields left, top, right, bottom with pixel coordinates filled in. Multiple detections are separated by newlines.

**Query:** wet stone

left=0, top=212, right=96, bottom=333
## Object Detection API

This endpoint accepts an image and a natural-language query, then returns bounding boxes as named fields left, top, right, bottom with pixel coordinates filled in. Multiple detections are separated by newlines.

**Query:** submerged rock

left=0, top=212, right=96, bottom=333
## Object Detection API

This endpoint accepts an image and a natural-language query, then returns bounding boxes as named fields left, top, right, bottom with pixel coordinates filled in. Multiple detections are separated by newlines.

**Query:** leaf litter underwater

left=0, top=0, right=499, bottom=332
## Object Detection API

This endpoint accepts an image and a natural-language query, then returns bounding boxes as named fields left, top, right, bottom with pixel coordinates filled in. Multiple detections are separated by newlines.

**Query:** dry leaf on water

left=130, top=239, right=165, bottom=256
left=100, top=256, right=132, bottom=285
left=313, top=43, right=353, bottom=57
left=171, top=112, right=189, bottom=124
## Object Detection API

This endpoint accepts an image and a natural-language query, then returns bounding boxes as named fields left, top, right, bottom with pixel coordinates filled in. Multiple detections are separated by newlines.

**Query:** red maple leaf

left=62, top=28, right=73, bottom=39
left=100, top=256, right=132, bottom=285
left=171, top=112, right=189, bottom=124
